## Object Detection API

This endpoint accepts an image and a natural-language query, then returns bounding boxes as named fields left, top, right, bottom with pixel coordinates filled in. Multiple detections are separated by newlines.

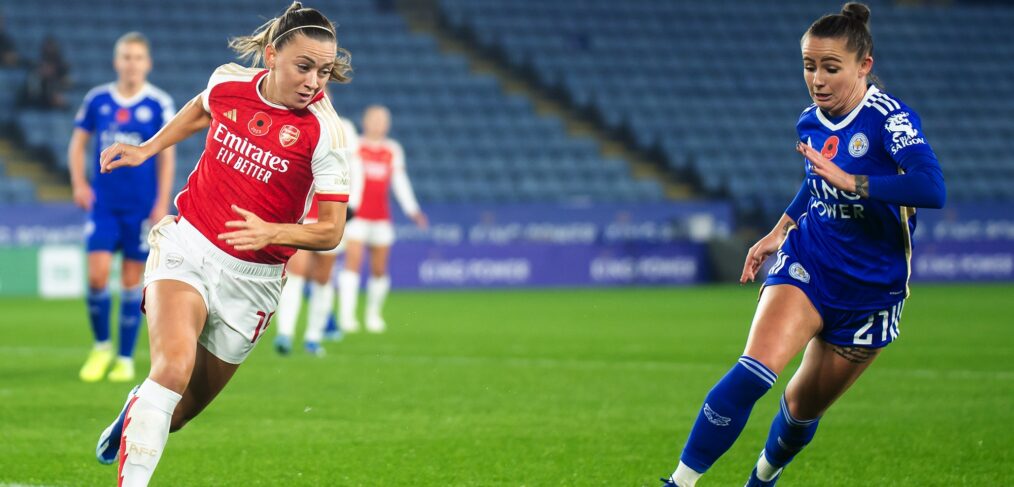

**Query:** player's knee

left=87, top=273, right=109, bottom=290
left=149, top=362, right=192, bottom=394
left=782, top=394, right=823, bottom=422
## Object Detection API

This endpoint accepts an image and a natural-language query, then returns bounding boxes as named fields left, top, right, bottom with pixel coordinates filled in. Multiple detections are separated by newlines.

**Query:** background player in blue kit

left=68, top=32, right=176, bottom=383
left=662, top=3, right=946, bottom=486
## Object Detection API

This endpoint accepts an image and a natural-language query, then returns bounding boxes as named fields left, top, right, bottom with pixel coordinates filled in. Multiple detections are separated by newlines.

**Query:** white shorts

left=144, top=216, right=285, bottom=364
left=344, top=218, right=395, bottom=247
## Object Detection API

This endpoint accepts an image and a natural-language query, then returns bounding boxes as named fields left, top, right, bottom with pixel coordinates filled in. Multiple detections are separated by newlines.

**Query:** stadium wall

left=1, top=202, right=1012, bottom=297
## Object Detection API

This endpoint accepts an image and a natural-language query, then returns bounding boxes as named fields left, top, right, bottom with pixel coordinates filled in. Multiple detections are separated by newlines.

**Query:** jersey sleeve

left=201, top=63, right=259, bottom=113
left=340, top=117, right=365, bottom=210
left=869, top=107, right=946, bottom=208
left=389, top=140, right=421, bottom=216
left=73, top=88, right=100, bottom=133
left=881, top=107, right=934, bottom=160
left=157, top=93, right=176, bottom=128
left=310, top=110, right=351, bottom=203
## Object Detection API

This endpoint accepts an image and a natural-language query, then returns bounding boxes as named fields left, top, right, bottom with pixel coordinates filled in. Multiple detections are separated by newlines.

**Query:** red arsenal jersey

left=357, top=138, right=417, bottom=221
left=175, top=63, right=351, bottom=264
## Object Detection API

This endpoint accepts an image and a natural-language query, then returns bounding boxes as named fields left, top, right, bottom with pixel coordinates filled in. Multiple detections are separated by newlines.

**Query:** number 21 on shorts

left=853, top=301, right=905, bottom=346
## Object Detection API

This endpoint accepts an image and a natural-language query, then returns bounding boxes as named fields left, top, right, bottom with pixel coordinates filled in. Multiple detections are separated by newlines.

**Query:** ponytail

left=228, top=2, right=352, bottom=83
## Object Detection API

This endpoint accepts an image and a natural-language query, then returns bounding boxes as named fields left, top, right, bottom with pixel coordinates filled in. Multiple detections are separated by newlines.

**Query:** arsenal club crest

left=279, top=125, right=300, bottom=147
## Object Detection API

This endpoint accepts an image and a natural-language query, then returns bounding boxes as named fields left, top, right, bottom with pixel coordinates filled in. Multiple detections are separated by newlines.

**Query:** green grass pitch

left=1, top=284, right=1011, bottom=486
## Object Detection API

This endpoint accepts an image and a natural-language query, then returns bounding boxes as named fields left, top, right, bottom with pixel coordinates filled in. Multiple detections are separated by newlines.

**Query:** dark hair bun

left=841, top=2, right=871, bottom=26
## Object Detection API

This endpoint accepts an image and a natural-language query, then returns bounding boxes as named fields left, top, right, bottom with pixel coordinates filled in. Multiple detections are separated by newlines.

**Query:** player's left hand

left=99, top=143, right=153, bottom=174
left=411, top=212, right=429, bottom=230
left=796, top=141, right=856, bottom=194
left=218, top=205, right=278, bottom=251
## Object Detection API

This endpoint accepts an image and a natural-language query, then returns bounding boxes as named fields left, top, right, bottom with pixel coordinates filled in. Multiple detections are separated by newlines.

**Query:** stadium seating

left=440, top=0, right=1014, bottom=220
left=0, top=0, right=664, bottom=205
left=3, top=1, right=1012, bottom=211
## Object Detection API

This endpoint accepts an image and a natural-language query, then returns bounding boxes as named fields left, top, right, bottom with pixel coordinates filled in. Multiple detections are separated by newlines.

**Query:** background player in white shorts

left=91, top=4, right=353, bottom=485
left=273, top=115, right=361, bottom=356
left=338, top=105, right=427, bottom=333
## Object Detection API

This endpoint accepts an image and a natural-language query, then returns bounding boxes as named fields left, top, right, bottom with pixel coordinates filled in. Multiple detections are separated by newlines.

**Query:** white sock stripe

left=738, top=358, right=776, bottom=387
left=739, top=356, right=777, bottom=383
left=780, top=395, right=818, bottom=426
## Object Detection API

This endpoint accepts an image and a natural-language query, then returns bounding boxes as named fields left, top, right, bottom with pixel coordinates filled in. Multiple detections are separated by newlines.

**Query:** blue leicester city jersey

left=792, top=85, right=935, bottom=309
left=74, top=83, right=175, bottom=211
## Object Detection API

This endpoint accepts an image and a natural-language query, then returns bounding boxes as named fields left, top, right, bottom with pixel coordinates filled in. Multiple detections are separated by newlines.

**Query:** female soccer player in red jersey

left=273, top=115, right=361, bottom=356
left=338, top=105, right=427, bottom=333
left=91, top=3, right=353, bottom=485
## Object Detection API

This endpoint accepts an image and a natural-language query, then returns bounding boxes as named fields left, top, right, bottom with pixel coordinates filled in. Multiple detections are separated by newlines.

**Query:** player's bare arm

left=219, top=201, right=347, bottom=252
left=100, top=94, right=211, bottom=173
left=853, top=175, right=870, bottom=198
left=68, top=128, right=95, bottom=211
left=741, top=213, right=796, bottom=284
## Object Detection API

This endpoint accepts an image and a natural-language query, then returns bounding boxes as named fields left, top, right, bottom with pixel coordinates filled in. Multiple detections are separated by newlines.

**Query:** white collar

left=815, top=85, right=878, bottom=131
left=109, top=82, right=150, bottom=107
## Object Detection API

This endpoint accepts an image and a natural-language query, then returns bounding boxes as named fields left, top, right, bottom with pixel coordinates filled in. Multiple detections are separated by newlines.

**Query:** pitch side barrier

left=2, top=202, right=1012, bottom=296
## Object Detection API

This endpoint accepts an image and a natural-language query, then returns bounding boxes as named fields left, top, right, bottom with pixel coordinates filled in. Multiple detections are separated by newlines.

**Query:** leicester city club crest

left=789, top=263, right=811, bottom=283
left=849, top=132, right=869, bottom=158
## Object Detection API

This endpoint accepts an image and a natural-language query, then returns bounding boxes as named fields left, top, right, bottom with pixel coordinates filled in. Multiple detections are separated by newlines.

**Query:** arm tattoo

left=832, top=345, right=878, bottom=364
left=782, top=221, right=793, bottom=236
left=854, top=175, right=870, bottom=199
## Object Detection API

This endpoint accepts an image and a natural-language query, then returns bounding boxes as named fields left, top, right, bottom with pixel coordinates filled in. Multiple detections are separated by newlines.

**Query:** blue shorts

left=763, top=243, right=906, bottom=349
left=85, top=207, right=151, bottom=262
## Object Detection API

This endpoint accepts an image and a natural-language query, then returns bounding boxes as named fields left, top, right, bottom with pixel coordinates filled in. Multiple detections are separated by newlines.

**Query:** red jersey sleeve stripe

left=316, top=192, right=349, bottom=203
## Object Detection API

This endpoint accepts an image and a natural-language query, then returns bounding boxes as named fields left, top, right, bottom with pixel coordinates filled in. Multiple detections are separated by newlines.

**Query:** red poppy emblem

left=115, top=108, right=131, bottom=124
left=248, top=112, right=272, bottom=136
left=279, top=125, right=300, bottom=147
left=821, top=135, right=839, bottom=160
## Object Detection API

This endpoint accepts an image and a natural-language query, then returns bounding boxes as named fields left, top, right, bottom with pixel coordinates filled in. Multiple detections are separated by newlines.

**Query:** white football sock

left=755, top=450, right=783, bottom=482
left=118, top=378, right=182, bottom=487
left=366, top=275, right=390, bottom=320
left=338, top=270, right=360, bottom=328
left=304, top=281, right=335, bottom=343
left=670, top=461, right=702, bottom=487
left=275, top=275, right=305, bottom=338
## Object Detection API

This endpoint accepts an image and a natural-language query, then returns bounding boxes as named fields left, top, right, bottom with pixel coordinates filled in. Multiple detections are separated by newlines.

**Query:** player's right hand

left=99, top=143, right=151, bottom=174
left=740, top=232, right=783, bottom=284
left=72, top=183, right=94, bottom=211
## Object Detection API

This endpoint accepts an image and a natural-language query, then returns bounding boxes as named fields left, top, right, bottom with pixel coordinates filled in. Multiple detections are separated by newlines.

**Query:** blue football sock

left=87, top=288, right=112, bottom=344
left=117, top=286, right=144, bottom=358
left=763, top=394, right=820, bottom=469
left=325, top=313, right=338, bottom=333
left=680, top=355, right=777, bottom=473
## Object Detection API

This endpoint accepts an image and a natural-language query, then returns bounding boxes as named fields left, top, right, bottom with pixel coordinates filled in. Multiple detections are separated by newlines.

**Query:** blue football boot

left=95, top=385, right=139, bottom=465
left=323, top=314, right=342, bottom=341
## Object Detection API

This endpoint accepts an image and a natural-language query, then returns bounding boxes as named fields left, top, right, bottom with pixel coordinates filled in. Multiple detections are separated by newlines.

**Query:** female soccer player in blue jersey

left=69, top=32, right=176, bottom=383
left=662, top=3, right=946, bottom=486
